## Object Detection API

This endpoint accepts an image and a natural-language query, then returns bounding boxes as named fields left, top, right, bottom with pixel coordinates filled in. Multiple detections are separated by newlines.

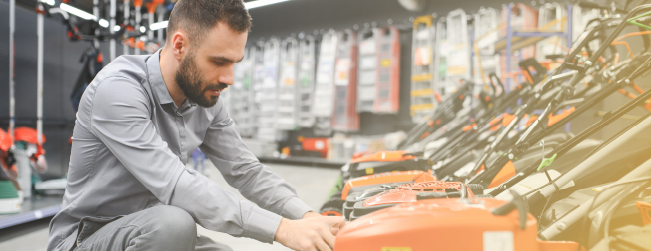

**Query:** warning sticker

left=483, top=231, right=514, bottom=251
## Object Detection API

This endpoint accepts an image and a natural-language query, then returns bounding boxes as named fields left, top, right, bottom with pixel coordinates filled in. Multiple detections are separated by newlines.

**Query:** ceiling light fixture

left=244, top=0, right=291, bottom=9
left=150, top=21, right=168, bottom=31
left=145, top=0, right=290, bottom=32
left=41, top=0, right=55, bottom=6
left=60, top=3, right=96, bottom=20
left=98, top=19, right=109, bottom=28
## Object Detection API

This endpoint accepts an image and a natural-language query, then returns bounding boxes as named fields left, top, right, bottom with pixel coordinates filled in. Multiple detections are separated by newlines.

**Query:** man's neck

left=159, top=48, right=187, bottom=108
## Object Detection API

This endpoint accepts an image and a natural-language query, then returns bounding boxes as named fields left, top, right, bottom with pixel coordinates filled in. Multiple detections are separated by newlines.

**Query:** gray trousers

left=73, top=206, right=233, bottom=251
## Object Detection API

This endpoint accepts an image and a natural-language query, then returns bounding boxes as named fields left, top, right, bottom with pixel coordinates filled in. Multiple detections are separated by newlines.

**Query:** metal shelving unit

left=409, top=15, right=437, bottom=123
left=0, top=196, right=61, bottom=230
left=496, top=3, right=573, bottom=91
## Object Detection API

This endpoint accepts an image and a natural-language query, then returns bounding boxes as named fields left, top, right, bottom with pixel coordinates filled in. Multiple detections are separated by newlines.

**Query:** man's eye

left=213, top=61, right=226, bottom=66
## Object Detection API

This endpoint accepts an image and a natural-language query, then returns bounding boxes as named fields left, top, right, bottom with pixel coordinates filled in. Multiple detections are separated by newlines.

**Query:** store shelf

left=0, top=195, right=62, bottom=230
left=494, top=30, right=566, bottom=52
left=495, top=3, right=573, bottom=91
left=258, top=156, right=346, bottom=169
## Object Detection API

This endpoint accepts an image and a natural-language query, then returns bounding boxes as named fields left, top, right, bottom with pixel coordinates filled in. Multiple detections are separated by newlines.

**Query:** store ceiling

left=11, top=0, right=532, bottom=42
left=26, top=0, right=643, bottom=42
left=15, top=0, right=258, bottom=16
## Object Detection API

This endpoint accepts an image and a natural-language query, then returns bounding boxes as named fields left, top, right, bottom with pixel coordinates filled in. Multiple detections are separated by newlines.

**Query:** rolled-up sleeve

left=199, top=101, right=314, bottom=221
left=88, top=78, right=283, bottom=243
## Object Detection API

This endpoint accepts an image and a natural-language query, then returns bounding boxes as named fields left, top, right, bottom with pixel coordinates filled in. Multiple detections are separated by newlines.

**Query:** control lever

left=492, top=189, right=529, bottom=230
left=549, top=70, right=578, bottom=83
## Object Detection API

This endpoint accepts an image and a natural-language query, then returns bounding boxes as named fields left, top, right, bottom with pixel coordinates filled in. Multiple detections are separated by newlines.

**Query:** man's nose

left=219, top=66, right=235, bottom=86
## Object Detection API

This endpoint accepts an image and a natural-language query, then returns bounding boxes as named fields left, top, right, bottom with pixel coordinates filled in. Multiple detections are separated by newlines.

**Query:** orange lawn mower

left=320, top=152, right=434, bottom=217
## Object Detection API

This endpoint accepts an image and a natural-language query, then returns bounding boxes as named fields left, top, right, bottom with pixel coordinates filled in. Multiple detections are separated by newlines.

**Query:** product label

left=281, top=62, right=296, bottom=86
left=414, top=47, right=431, bottom=66
left=381, top=59, right=391, bottom=67
left=314, top=140, right=325, bottom=150
left=334, top=59, right=351, bottom=86
left=483, top=231, right=514, bottom=251
left=360, top=40, right=376, bottom=54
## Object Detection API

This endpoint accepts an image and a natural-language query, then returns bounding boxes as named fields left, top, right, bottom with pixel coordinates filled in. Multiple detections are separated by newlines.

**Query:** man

left=47, top=0, right=344, bottom=250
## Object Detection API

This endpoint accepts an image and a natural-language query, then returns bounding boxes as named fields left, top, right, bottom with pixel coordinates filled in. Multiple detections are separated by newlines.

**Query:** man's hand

left=302, top=211, right=321, bottom=219
left=275, top=215, right=345, bottom=251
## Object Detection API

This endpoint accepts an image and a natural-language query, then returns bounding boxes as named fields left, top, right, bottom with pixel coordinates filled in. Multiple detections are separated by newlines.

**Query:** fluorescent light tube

left=245, top=0, right=291, bottom=9
left=60, top=3, right=96, bottom=20
left=98, top=19, right=109, bottom=28
left=150, top=21, right=168, bottom=31
left=145, top=0, right=290, bottom=32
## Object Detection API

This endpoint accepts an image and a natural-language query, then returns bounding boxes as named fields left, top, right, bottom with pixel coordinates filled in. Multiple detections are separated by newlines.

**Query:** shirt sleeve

left=88, top=77, right=282, bottom=243
left=199, top=98, right=314, bottom=220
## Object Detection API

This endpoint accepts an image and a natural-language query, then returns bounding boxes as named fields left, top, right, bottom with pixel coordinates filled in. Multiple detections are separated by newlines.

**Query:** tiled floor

left=0, top=162, right=340, bottom=251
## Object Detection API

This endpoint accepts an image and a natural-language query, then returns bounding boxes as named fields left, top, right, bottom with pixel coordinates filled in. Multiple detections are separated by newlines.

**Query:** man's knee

left=148, top=206, right=197, bottom=240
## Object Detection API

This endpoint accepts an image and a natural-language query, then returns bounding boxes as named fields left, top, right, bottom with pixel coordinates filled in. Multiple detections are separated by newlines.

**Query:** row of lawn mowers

left=322, top=4, right=651, bottom=250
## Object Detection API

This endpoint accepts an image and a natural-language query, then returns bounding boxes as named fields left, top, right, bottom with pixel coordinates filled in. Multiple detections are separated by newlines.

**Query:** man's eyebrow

left=209, top=56, right=244, bottom=63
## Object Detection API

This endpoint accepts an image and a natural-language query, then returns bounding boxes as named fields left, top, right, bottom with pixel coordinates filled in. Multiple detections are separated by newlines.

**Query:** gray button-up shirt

left=47, top=51, right=312, bottom=251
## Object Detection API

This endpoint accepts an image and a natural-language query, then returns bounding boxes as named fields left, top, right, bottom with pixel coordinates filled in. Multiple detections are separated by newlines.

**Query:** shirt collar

left=146, top=50, right=198, bottom=108
left=146, top=49, right=175, bottom=105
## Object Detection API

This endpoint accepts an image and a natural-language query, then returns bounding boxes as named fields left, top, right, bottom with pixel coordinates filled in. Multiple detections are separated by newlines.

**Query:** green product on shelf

left=243, top=72, right=251, bottom=89
left=300, top=73, right=311, bottom=87
left=438, top=58, right=447, bottom=78
left=0, top=180, right=21, bottom=214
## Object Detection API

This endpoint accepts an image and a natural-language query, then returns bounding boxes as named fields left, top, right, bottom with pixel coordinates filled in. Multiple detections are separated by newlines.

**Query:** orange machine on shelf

left=300, top=137, right=329, bottom=158
left=0, top=128, right=16, bottom=179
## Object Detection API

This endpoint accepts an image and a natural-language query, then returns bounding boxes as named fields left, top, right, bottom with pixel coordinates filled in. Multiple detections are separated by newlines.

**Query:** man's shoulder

left=95, top=55, right=151, bottom=87
left=89, top=55, right=154, bottom=98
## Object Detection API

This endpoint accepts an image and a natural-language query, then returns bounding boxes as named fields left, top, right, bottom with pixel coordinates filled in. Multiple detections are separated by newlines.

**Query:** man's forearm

left=169, top=168, right=282, bottom=243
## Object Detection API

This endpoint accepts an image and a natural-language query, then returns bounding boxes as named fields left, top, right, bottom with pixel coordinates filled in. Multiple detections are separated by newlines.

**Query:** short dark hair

left=167, top=0, right=252, bottom=45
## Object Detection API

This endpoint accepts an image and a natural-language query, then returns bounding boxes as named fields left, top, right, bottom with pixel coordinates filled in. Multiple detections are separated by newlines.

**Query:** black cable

left=577, top=178, right=651, bottom=248
left=600, top=183, right=649, bottom=249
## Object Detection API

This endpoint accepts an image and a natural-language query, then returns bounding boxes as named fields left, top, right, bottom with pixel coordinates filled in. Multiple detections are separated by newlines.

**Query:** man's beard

left=175, top=52, right=227, bottom=108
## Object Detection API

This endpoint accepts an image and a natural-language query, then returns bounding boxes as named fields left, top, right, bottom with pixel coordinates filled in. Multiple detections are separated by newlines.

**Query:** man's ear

left=171, top=31, right=188, bottom=61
